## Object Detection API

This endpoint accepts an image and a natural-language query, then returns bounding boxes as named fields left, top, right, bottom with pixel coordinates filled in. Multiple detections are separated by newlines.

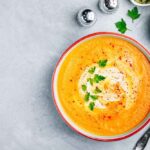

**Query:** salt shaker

left=99, top=0, right=119, bottom=14
left=77, top=8, right=97, bottom=27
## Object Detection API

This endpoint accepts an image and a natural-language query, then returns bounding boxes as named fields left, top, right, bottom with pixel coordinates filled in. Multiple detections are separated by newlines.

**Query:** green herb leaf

left=87, top=78, right=93, bottom=85
left=94, top=74, right=106, bottom=83
left=84, top=92, right=90, bottom=101
left=98, top=59, right=107, bottom=67
left=89, top=102, right=95, bottom=111
left=94, top=87, right=102, bottom=94
left=88, top=66, right=96, bottom=74
left=90, top=95, right=98, bottom=100
left=115, top=19, right=127, bottom=34
left=128, top=7, right=141, bottom=22
left=82, top=84, right=87, bottom=91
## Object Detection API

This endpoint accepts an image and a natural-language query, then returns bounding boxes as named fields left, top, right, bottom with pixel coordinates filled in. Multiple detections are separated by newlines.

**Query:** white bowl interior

left=53, top=33, right=150, bottom=140
left=130, top=0, right=150, bottom=6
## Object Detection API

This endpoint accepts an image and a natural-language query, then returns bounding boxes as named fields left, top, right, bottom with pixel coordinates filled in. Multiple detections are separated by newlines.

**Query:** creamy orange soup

left=57, top=36, right=150, bottom=136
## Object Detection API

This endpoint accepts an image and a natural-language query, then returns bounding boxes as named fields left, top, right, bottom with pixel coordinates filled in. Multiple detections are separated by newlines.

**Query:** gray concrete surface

left=0, top=0, right=149, bottom=150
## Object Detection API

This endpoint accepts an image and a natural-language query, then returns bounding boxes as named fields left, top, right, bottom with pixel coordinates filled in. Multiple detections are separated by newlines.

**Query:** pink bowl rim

left=51, top=32, right=150, bottom=142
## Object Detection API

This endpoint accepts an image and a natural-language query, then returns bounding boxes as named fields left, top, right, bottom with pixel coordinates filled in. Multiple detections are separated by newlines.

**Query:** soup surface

left=56, top=36, right=150, bottom=136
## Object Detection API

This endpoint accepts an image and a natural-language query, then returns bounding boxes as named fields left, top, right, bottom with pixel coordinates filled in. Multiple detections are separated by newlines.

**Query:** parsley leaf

left=94, top=87, right=102, bottom=94
left=89, top=102, right=95, bottom=111
left=90, top=95, right=98, bottom=100
left=98, top=59, right=107, bottom=67
left=84, top=92, right=90, bottom=101
left=87, top=78, right=93, bottom=85
left=115, top=19, right=127, bottom=34
left=88, top=66, right=96, bottom=74
left=94, top=74, right=106, bottom=83
left=82, top=84, right=87, bottom=91
left=128, top=7, right=141, bottom=22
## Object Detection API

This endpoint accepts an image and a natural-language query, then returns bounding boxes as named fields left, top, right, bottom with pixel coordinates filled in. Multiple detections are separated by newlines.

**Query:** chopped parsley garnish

left=88, top=66, right=96, bottom=74
left=115, top=19, right=127, bottom=34
left=94, top=74, right=106, bottom=83
left=98, top=59, right=107, bottom=67
left=89, top=102, right=95, bottom=111
left=128, top=7, right=141, bottom=22
left=94, top=87, right=102, bottom=94
left=114, top=7, right=141, bottom=34
left=87, top=78, right=93, bottom=85
left=84, top=92, right=90, bottom=101
left=90, top=95, right=98, bottom=100
left=82, top=84, right=87, bottom=91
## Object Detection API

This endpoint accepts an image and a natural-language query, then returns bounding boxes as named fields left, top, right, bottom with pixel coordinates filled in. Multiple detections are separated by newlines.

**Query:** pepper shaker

left=99, top=0, right=119, bottom=14
left=77, top=7, right=97, bottom=27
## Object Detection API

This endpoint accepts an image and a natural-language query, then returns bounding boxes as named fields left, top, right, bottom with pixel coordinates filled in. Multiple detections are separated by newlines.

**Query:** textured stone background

left=0, top=0, right=149, bottom=149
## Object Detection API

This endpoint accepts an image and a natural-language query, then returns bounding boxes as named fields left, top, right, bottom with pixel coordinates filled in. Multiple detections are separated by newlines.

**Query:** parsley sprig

left=84, top=92, right=90, bottom=101
left=115, top=7, right=141, bottom=34
left=98, top=59, right=107, bottom=67
left=94, top=74, right=106, bottom=83
left=128, top=7, right=141, bottom=22
left=90, top=95, right=98, bottom=100
left=89, top=102, right=95, bottom=111
left=87, top=78, right=93, bottom=85
left=82, top=84, right=87, bottom=91
left=88, top=66, right=96, bottom=74
left=94, top=87, right=102, bottom=94
left=115, top=19, right=128, bottom=34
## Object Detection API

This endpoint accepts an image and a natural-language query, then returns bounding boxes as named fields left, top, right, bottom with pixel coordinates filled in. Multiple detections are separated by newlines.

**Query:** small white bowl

left=130, top=0, right=150, bottom=6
